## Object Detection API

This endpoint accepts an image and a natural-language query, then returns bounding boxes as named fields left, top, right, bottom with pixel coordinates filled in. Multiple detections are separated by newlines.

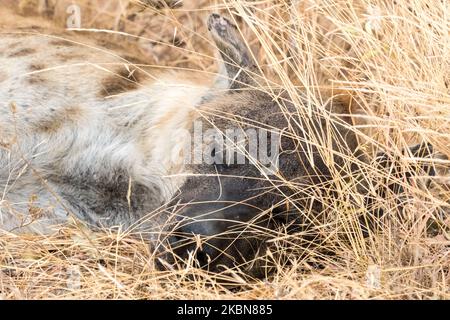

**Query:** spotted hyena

left=0, top=6, right=436, bottom=274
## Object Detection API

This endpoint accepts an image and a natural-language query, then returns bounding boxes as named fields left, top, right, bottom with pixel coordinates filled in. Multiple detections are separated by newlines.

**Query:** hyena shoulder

left=0, top=9, right=215, bottom=234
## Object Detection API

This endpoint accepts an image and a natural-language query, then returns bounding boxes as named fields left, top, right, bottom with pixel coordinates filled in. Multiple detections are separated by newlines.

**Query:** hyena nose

left=166, top=229, right=222, bottom=270
left=161, top=202, right=267, bottom=272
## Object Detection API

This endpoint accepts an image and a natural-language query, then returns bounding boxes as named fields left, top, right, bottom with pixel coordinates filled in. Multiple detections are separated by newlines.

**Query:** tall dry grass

left=0, top=0, right=449, bottom=299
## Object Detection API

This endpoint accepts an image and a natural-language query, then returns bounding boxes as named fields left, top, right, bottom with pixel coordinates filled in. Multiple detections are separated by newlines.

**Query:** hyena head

left=158, top=14, right=437, bottom=275
left=158, top=15, right=367, bottom=274
left=162, top=91, right=370, bottom=274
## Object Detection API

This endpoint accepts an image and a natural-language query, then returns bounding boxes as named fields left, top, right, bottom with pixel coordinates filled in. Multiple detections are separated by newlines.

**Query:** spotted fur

left=0, top=9, right=215, bottom=236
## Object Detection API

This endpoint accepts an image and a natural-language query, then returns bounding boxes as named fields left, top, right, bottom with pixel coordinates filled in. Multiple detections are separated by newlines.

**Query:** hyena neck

left=122, top=72, right=219, bottom=198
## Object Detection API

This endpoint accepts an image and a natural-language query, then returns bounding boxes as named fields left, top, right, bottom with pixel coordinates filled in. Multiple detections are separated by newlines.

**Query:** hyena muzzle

left=0, top=9, right=437, bottom=276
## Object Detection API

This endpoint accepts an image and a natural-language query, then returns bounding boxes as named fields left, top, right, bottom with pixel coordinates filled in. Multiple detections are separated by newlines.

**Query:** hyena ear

left=207, top=14, right=258, bottom=90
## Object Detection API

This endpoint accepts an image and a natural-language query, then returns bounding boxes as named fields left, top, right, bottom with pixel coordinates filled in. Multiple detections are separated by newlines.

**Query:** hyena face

left=164, top=101, right=435, bottom=274
left=163, top=91, right=367, bottom=273
left=158, top=15, right=366, bottom=272
left=159, top=15, right=437, bottom=274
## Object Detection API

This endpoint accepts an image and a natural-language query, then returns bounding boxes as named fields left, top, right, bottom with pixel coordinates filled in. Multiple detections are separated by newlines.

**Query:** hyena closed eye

left=0, top=9, right=437, bottom=276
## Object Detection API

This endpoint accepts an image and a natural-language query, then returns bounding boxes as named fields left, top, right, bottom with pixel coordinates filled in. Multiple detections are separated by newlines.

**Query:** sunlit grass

left=0, top=0, right=449, bottom=299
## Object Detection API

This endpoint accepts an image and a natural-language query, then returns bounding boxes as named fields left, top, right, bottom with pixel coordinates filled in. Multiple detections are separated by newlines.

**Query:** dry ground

left=0, top=0, right=449, bottom=299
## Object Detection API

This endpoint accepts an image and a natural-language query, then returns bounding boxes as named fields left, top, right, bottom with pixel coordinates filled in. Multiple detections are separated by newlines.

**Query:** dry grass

left=0, top=0, right=449, bottom=299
